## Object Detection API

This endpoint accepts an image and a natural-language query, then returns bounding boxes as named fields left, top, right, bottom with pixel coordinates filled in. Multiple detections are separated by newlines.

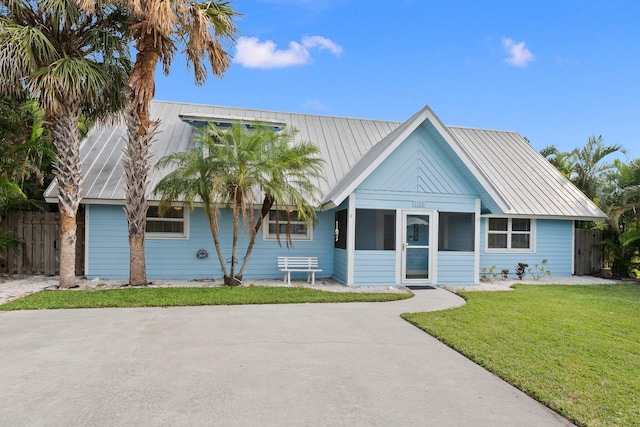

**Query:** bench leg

left=310, top=271, right=316, bottom=285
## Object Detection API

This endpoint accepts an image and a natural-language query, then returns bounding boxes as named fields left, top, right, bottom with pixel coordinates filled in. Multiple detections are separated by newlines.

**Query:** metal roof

left=447, top=126, right=606, bottom=218
left=44, top=100, right=606, bottom=219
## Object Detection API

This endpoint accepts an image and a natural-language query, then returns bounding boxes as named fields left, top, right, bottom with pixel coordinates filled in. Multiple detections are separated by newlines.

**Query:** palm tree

left=0, top=0, right=131, bottom=288
left=570, top=135, right=625, bottom=201
left=540, top=145, right=574, bottom=179
left=110, top=0, right=239, bottom=286
left=0, top=97, right=57, bottom=210
left=605, top=159, right=640, bottom=273
left=0, top=96, right=54, bottom=258
left=153, top=122, right=325, bottom=286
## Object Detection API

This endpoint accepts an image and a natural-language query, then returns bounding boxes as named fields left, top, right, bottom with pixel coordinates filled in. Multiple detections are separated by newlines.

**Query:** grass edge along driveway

left=402, top=284, right=640, bottom=427
left=0, top=286, right=412, bottom=310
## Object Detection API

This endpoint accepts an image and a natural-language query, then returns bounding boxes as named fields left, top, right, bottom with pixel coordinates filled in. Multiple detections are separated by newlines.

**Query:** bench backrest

left=278, top=256, right=319, bottom=269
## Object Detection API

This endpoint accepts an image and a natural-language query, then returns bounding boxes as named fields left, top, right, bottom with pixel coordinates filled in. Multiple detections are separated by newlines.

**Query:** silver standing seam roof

left=44, top=100, right=605, bottom=220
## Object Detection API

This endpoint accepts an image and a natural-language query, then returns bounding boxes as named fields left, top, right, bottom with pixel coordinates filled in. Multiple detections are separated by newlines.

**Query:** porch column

left=571, top=220, right=576, bottom=275
left=474, top=198, right=481, bottom=284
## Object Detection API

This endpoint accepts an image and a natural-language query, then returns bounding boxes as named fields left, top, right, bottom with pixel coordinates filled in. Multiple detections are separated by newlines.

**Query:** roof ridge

left=152, top=99, right=401, bottom=125
left=447, top=125, right=519, bottom=134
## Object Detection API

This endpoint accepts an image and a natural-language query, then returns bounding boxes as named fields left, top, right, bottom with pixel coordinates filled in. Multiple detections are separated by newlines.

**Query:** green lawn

left=402, top=284, right=640, bottom=427
left=0, top=286, right=411, bottom=310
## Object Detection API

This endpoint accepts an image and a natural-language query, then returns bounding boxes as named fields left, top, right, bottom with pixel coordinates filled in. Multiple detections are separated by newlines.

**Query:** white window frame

left=263, top=209, right=313, bottom=241
left=486, top=217, right=535, bottom=253
left=146, top=205, right=189, bottom=240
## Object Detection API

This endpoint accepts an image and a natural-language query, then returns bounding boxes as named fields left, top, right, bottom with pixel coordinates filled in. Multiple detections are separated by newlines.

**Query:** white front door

left=401, top=211, right=433, bottom=283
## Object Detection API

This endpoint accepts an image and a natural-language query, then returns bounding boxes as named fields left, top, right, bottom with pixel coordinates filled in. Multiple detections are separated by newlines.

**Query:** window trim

left=146, top=205, right=190, bottom=240
left=262, top=209, right=313, bottom=241
left=485, top=217, right=535, bottom=253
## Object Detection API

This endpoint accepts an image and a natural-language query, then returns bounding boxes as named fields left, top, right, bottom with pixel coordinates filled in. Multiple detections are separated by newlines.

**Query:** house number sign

left=412, top=201, right=425, bottom=208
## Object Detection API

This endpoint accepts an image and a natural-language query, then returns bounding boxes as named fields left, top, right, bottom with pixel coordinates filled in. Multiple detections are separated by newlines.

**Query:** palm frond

left=620, top=227, right=640, bottom=247
left=0, top=227, right=21, bottom=258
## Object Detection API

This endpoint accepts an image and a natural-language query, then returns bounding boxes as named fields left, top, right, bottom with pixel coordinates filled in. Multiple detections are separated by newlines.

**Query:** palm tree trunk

left=207, top=210, right=228, bottom=278
left=226, top=195, right=241, bottom=286
left=59, top=209, right=77, bottom=288
left=236, top=196, right=274, bottom=277
left=125, top=36, right=160, bottom=286
left=124, top=112, right=157, bottom=286
left=50, top=100, right=82, bottom=289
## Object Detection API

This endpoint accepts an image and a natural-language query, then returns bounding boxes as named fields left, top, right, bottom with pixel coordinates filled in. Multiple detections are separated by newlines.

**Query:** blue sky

left=154, top=0, right=640, bottom=161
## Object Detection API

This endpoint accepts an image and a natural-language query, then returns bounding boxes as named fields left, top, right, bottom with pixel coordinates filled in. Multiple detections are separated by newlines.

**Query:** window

left=487, top=218, right=533, bottom=251
left=146, top=206, right=188, bottom=239
left=439, top=212, right=474, bottom=251
left=264, top=210, right=312, bottom=240
left=355, top=209, right=395, bottom=250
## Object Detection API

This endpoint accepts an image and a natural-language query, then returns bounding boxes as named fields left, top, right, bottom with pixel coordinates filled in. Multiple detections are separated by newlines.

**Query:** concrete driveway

left=0, top=288, right=572, bottom=426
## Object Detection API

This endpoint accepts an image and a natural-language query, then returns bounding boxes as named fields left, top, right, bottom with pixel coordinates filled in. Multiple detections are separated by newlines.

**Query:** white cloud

left=502, top=38, right=535, bottom=67
left=303, top=99, right=327, bottom=111
left=301, top=35, right=343, bottom=55
left=234, top=35, right=342, bottom=69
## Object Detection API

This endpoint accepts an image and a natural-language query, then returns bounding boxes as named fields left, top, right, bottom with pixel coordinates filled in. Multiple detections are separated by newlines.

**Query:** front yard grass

left=402, top=284, right=640, bottom=427
left=0, top=286, right=411, bottom=310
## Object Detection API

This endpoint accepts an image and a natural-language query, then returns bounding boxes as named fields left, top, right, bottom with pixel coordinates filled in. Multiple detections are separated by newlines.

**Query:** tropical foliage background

left=0, top=0, right=131, bottom=287
left=541, top=137, right=640, bottom=277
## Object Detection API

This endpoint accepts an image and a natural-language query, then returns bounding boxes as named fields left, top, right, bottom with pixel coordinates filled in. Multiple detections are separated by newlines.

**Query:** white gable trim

left=322, top=105, right=510, bottom=214
left=423, top=109, right=512, bottom=213
left=321, top=107, right=430, bottom=209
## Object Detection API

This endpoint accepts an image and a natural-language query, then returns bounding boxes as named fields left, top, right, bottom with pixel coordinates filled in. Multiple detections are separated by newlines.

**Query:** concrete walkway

left=0, top=289, right=573, bottom=426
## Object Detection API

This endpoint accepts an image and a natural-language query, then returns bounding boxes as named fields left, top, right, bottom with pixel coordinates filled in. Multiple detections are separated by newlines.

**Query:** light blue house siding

left=479, top=218, right=574, bottom=279
left=353, top=123, right=482, bottom=285
left=437, top=252, right=476, bottom=285
left=333, top=248, right=347, bottom=283
left=86, top=204, right=335, bottom=280
left=353, top=251, right=396, bottom=285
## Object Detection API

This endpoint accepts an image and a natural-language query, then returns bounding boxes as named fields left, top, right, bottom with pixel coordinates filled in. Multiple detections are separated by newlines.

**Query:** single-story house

left=45, top=100, right=606, bottom=285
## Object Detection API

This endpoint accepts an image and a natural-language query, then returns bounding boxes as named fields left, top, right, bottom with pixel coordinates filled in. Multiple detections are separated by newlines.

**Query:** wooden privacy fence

left=0, top=211, right=84, bottom=275
left=574, top=228, right=604, bottom=276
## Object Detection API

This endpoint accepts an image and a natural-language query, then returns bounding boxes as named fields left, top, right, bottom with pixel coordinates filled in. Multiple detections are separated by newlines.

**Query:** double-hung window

left=146, top=206, right=188, bottom=239
left=487, top=218, right=533, bottom=251
left=263, top=210, right=312, bottom=240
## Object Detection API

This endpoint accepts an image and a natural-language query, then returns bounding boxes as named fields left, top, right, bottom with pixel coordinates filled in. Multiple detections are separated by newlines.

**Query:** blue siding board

left=353, top=251, right=396, bottom=285
left=333, top=248, right=347, bottom=284
left=479, top=218, right=573, bottom=279
left=356, top=190, right=477, bottom=212
left=437, top=252, right=475, bottom=284
left=359, top=127, right=477, bottom=196
left=87, top=205, right=335, bottom=280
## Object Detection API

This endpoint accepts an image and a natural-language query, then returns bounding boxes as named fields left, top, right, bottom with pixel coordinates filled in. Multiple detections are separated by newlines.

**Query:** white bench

left=278, top=256, right=322, bottom=285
